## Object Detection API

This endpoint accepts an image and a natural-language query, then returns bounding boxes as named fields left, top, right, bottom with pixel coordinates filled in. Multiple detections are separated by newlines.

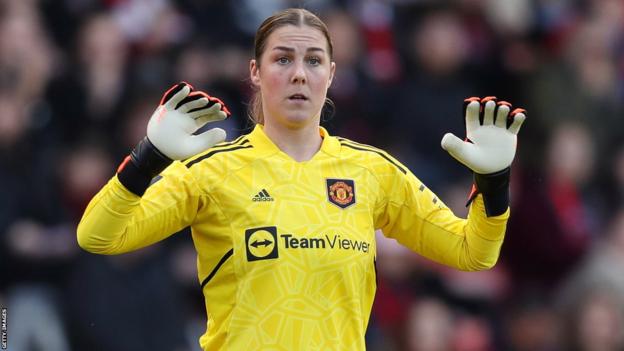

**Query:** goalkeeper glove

left=117, top=82, right=230, bottom=196
left=441, top=96, right=526, bottom=216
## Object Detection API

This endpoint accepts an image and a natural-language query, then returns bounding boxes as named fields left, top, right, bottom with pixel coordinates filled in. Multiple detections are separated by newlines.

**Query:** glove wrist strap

left=466, top=167, right=510, bottom=217
left=117, top=137, right=172, bottom=196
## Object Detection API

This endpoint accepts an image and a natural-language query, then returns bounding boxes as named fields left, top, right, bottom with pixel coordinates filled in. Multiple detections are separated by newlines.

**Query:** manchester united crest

left=326, top=179, right=356, bottom=209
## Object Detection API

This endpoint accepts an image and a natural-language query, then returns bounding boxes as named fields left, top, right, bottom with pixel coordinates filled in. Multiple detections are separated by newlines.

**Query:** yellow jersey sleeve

left=373, top=159, right=509, bottom=271
left=77, top=161, right=203, bottom=254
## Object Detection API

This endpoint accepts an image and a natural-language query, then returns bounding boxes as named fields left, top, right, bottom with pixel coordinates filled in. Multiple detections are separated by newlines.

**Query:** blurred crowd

left=1, top=0, right=624, bottom=350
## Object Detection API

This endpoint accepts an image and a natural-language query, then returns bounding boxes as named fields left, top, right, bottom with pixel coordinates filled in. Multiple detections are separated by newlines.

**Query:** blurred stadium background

left=1, top=0, right=624, bottom=350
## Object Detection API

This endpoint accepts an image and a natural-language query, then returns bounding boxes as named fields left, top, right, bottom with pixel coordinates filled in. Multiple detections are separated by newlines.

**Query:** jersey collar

left=247, top=124, right=341, bottom=159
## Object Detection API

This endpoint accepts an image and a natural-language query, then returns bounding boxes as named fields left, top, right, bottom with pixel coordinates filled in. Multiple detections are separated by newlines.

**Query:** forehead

left=266, top=25, right=328, bottom=51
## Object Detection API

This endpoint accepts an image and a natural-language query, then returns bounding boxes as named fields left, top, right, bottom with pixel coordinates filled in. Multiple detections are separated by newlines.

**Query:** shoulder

left=181, top=134, right=256, bottom=175
left=335, top=136, right=408, bottom=176
left=152, top=135, right=255, bottom=194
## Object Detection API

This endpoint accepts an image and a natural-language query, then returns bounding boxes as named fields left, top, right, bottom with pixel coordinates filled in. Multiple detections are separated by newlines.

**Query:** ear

left=250, top=59, right=261, bottom=86
left=328, top=61, right=336, bottom=88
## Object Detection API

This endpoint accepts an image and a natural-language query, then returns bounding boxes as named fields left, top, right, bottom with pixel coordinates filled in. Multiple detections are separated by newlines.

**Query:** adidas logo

left=252, top=189, right=274, bottom=202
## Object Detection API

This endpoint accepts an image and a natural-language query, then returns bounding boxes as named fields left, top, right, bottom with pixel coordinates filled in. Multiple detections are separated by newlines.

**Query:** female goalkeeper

left=77, top=8, right=525, bottom=350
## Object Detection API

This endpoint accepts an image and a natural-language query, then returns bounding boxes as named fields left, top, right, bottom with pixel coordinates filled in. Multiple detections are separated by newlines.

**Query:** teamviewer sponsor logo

left=280, top=234, right=370, bottom=253
left=245, top=226, right=279, bottom=261
left=245, top=226, right=371, bottom=263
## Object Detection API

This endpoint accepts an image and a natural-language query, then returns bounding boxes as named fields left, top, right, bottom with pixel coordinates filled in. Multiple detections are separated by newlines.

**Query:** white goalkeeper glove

left=441, top=96, right=526, bottom=174
left=441, top=96, right=526, bottom=216
left=117, top=82, right=231, bottom=195
left=147, top=82, right=229, bottom=160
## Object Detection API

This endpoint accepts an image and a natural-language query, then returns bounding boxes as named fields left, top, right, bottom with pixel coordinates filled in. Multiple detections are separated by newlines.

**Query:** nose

left=291, top=61, right=306, bottom=84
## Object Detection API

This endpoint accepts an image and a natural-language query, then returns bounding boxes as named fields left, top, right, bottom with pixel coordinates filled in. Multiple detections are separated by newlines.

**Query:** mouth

left=288, top=94, right=308, bottom=101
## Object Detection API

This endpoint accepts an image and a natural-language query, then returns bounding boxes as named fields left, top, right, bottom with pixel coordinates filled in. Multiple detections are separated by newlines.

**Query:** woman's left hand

left=441, top=96, right=526, bottom=175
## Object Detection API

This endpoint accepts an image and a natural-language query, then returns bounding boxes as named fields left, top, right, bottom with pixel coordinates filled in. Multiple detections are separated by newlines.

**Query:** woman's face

left=250, top=25, right=335, bottom=129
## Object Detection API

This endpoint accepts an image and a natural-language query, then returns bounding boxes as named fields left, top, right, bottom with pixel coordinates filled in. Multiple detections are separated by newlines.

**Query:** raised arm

left=376, top=96, right=526, bottom=271
left=77, top=82, right=230, bottom=254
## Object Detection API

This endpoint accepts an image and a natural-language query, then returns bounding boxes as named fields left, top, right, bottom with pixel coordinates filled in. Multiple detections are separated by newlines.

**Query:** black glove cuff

left=117, top=137, right=172, bottom=196
left=471, top=167, right=510, bottom=217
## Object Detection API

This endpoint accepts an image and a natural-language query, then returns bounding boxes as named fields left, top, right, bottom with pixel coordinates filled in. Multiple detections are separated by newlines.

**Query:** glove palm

left=147, top=83, right=230, bottom=160
left=441, top=98, right=526, bottom=174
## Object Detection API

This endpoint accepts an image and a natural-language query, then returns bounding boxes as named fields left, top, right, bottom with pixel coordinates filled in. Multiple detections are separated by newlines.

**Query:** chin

left=280, top=110, right=319, bottom=128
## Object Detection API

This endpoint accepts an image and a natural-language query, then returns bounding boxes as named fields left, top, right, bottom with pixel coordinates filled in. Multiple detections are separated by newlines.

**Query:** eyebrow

left=272, top=46, right=326, bottom=53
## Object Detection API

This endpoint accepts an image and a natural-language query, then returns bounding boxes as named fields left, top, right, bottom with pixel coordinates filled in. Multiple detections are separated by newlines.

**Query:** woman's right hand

left=116, top=82, right=231, bottom=196
left=147, top=82, right=230, bottom=160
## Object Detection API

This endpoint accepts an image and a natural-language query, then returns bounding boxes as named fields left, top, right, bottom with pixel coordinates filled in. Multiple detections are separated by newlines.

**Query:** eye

left=308, top=56, right=321, bottom=65
left=277, top=57, right=291, bottom=65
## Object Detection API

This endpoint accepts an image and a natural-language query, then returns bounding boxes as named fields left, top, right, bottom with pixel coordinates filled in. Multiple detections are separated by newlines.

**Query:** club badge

left=326, top=179, right=356, bottom=209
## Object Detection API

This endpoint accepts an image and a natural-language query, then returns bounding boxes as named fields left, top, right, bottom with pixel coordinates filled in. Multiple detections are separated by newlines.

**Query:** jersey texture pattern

left=77, top=125, right=509, bottom=350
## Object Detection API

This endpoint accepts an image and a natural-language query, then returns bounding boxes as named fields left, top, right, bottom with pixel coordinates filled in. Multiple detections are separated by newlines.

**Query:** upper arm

left=374, top=164, right=508, bottom=271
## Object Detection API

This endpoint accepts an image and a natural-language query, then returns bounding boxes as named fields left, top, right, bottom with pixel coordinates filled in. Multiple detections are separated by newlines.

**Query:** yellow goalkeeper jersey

left=77, top=124, right=509, bottom=350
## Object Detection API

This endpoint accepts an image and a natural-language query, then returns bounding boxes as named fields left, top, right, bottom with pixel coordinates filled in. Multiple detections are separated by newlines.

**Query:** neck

left=263, top=122, right=323, bottom=162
